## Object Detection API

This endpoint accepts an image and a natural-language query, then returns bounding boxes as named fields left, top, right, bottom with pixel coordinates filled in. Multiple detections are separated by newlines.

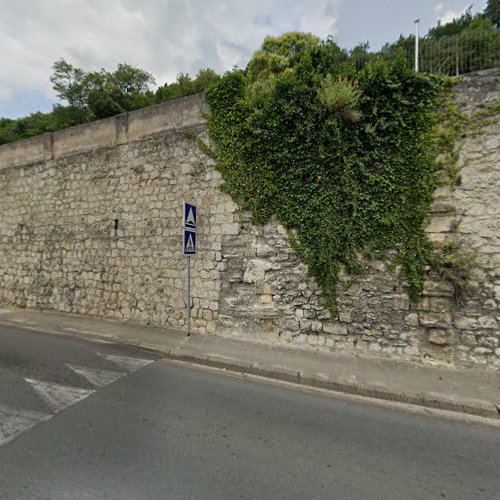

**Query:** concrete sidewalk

left=1, top=306, right=499, bottom=419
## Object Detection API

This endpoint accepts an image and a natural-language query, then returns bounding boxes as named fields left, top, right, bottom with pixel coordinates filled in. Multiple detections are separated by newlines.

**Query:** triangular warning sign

left=186, top=234, right=195, bottom=252
left=186, top=208, right=196, bottom=226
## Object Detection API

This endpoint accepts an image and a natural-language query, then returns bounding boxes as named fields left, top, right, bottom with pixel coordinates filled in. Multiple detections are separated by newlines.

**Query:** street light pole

left=415, top=19, right=420, bottom=72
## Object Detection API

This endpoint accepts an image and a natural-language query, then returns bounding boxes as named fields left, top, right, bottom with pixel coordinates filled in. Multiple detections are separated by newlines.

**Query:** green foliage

left=206, top=35, right=447, bottom=310
left=1, top=62, right=219, bottom=145
left=247, top=32, right=319, bottom=83
left=431, top=94, right=470, bottom=186
left=0, top=112, right=60, bottom=144
left=50, top=59, right=156, bottom=119
left=427, top=7, right=475, bottom=39
left=0, top=59, right=158, bottom=144
left=382, top=10, right=500, bottom=75
left=50, top=59, right=87, bottom=107
left=317, top=75, right=362, bottom=122
left=155, top=68, right=220, bottom=103
left=428, top=243, right=475, bottom=305
left=485, top=0, right=500, bottom=27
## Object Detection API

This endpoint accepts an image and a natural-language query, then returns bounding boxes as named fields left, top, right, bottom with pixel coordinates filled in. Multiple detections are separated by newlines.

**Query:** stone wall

left=0, top=71, right=499, bottom=369
left=0, top=95, right=237, bottom=333
left=216, top=69, right=500, bottom=369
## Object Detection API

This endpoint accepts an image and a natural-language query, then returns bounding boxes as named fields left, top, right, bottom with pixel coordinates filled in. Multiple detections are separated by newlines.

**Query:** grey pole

left=187, top=255, right=191, bottom=337
left=414, top=19, right=420, bottom=72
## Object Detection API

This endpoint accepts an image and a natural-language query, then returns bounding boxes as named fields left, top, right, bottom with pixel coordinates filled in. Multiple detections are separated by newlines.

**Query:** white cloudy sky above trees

left=0, top=0, right=486, bottom=118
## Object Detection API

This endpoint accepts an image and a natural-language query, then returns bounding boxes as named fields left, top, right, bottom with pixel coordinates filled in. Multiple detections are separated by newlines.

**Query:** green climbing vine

left=205, top=34, right=455, bottom=312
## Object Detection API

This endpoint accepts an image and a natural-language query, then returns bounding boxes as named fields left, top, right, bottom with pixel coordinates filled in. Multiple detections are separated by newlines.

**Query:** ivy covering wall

left=205, top=34, right=448, bottom=311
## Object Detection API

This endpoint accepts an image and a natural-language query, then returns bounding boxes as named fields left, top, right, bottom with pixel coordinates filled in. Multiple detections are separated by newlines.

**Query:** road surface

left=0, top=323, right=499, bottom=499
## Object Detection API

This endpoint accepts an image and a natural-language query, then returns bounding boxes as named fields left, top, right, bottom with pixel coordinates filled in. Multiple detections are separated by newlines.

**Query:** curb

left=166, top=351, right=499, bottom=419
left=1, top=318, right=498, bottom=420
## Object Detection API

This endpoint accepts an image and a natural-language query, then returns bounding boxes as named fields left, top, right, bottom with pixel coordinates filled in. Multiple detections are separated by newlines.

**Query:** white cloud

left=0, top=0, right=341, bottom=116
left=0, top=85, right=12, bottom=101
left=3, top=0, right=487, bottom=118
left=433, top=2, right=467, bottom=25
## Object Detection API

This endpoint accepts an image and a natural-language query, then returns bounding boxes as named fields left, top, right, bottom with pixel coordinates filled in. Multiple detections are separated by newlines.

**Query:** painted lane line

left=65, top=364, right=126, bottom=388
left=97, top=353, right=155, bottom=372
left=25, top=378, right=95, bottom=413
left=0, top=404, right=52, bottom=447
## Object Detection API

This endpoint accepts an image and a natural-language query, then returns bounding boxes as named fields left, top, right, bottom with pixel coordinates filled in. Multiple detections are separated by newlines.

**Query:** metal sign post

left=187, top=255, right=191, bottom=336
left=183, top=203, right=197, bottom=337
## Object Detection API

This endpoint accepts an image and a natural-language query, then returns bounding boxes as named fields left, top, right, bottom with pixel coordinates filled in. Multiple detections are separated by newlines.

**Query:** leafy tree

left=0, top=112, right=59, bottom=144
left=485, top=0, right=500, bottom=27
left=51, top=104, right=92, bottom=128
left=50, top=59, right=86, bottom=107
left=1, top=61, right=219, bottom=144
left=50, top=59, right=156, bottom=118
left=247, top=32, right=319, bottom=83
left=192, top=68, right=220, bottom=92
left=427, top=7, right=475, bottom=39
left=0, top=118, right=18, bottom=144
left=381, top=7, right=500, bottom=75
left=155, top=68, right=220, bottom=103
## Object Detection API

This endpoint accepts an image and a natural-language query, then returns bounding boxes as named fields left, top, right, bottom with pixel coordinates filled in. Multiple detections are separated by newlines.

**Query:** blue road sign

left=183, top=202, right=197, bottom=229
left=183, top=229, right=196, bottom=256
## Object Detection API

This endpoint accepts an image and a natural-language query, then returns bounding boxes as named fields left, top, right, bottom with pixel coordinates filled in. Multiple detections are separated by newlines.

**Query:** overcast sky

left=0, top=0, right=487, bottom=119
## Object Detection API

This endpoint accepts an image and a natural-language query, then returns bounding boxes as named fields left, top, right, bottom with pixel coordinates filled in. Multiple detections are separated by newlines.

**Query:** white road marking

left=65, top=364, right=125, bottom=388
left=0, top=404, right=51, bottom=447
left=25, top=378, right=95, bottom=413
left=97, top=353, right=155, bottom=372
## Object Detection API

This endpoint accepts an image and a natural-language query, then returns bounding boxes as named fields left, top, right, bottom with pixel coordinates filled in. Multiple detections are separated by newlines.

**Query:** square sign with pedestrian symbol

left=183, top=202, right=197, bottom=229
left=183, top=229, right=196, bottom=256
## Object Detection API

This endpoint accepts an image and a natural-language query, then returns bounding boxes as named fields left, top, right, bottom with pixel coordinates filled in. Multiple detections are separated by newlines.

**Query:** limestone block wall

left=0, top=70, right=499, bottom=369
left=215, top=69, right=500, bottom=369
left=0, top=95, right=237, bottom=333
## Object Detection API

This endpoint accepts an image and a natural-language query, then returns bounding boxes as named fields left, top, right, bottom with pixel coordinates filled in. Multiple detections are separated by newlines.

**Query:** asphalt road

left=0, top=324, right=499, bottom=500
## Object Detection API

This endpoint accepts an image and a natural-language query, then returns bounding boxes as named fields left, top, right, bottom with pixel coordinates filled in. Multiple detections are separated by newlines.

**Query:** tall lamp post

left=415, top=19, right=420, bottom=72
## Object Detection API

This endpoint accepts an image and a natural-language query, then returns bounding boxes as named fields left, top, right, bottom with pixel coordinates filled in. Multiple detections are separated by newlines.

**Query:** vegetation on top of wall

left=379, top=3, right=500, bottom=76
left=0, top=62, right=219, bottom=145
left=1, top=0, right=497, bottom=144
left=205, top=33, right=450, bottom=311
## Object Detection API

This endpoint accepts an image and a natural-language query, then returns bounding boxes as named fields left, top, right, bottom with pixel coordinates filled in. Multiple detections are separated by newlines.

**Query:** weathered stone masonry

left=0, top=70, right=499, bottom=369
left=0, top=95, right=235, bottom=334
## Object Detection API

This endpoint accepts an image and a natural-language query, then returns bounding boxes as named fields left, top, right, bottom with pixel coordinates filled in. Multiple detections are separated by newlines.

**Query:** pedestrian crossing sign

left=183, top=202, right=197, bottom=229
left=183, top=229, right=196, bottom=256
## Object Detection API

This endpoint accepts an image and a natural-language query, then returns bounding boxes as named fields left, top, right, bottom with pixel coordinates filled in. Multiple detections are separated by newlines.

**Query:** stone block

left=221, top=223, right=240, bottom=235
left=422, top=280, right=455, bottom=297
left=405, top=313, right=419, bottom=327
left=430, top=202, right=455, bottom=214
left=323, top=322, right=348, bottom=335
left=453, top=316, right=478, bottom=330
left=478, top=316, right=498, bottom=329
left=428, top=329, right=451, bottom=346
left=338, top=311, right=352, bottom=322
left=243, top=259, right=272, bottom=284
left=393, top=294, right=410, bottom=310
left=260, top=294, right=273, bottom=304
left=311, top=321, right=323, bottom=332
left=317, top=309, right=332, bottom=320
left=299, top=319, right=312, bottom=330
left=419, top=312, right=451, bottom=328
left=429, top=298, right=451, bottom=313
